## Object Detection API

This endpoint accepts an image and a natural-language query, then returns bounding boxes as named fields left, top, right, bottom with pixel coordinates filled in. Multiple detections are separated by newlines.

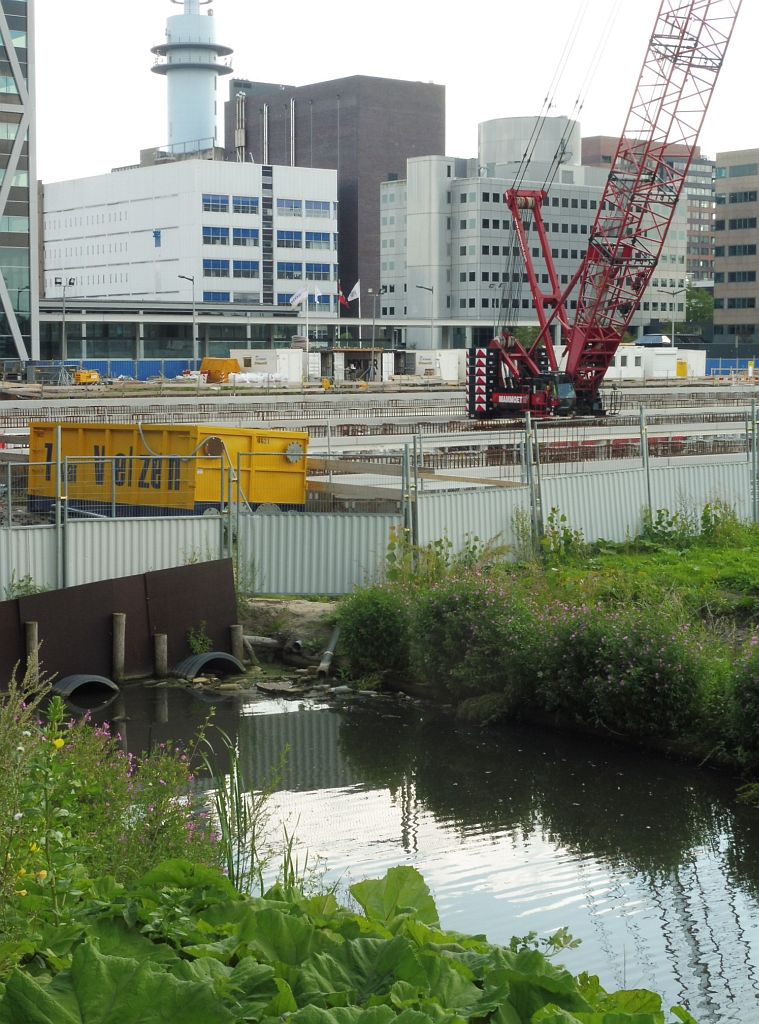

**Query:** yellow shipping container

left=28, top=422, right=308, bottom=514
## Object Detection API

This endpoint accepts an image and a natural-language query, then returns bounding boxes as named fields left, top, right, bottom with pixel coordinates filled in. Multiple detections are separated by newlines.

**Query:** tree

left=686, top=283, right=713, bottom=327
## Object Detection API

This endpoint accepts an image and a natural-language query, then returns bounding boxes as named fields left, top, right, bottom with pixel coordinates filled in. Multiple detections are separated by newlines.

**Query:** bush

left=338, top=585, right=410, bottom=682
left=535, top=602, right=715, bottom=740
left=731, top=632, right=759, bottom=765
left=409, top=572, right=538, bottom=709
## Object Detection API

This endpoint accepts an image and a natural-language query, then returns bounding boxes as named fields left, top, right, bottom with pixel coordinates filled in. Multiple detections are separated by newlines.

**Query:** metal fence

left=1, top=413, right=759, bottom=597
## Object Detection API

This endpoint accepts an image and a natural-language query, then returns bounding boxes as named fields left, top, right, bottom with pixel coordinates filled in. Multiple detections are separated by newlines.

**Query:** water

left=108, top=684, right=759, bottom=1024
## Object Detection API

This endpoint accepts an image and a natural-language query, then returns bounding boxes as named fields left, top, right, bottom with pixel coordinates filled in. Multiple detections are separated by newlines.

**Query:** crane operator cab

left=535, top=372, right=576, bottom=416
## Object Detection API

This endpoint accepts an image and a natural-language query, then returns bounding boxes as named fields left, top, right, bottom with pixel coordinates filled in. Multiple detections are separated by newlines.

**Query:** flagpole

left=358, top=295, right=362, bottom=347
left=305, top=292, right=310, bottom=384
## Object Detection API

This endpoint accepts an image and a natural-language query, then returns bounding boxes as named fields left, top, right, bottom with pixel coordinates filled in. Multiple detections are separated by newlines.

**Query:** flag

left=314, top=286, right=323, bottom=300
left=347, top=280, right=360, bottom=303
left=338, top=282, right=349, bottom=309
left=289, top=286, right=308, bottom=307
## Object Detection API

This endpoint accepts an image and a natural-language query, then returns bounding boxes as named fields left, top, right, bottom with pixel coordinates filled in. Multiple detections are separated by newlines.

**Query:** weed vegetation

left=339, top=504, right=759, bottom=769
left=0, top=674, right=696, bottom=1022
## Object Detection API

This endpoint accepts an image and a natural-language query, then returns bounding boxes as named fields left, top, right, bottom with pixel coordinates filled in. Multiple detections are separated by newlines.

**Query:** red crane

left=467, top=0, right=742, bottom=418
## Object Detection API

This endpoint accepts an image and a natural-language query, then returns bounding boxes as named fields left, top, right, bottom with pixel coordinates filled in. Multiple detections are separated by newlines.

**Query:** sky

left=34, top=0, right=756, bottom=184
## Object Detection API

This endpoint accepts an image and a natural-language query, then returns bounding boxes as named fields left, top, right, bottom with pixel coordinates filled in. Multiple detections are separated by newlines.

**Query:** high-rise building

left=0, top=0, right=37, bottom=360
left=381, top=118, right=687, bottom=349
left=582, top=135, right=715, bottom=285
left=224, top=76, right=445, bottom=300
left=713, top=149, right=759, bottom=347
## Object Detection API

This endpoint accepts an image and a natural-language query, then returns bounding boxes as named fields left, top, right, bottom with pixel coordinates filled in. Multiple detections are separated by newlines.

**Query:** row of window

left=715, top=244, right=757, bottom=257
left=276, top=262, right=331, bottom=280
left=203, top=259, right=260, bottom=278
left=716, top=191, right=758, bottom=205
left=202, top=226, right=258, bottom=245
left=201, top=292, right=334, bottom=306
left=715, top=297, right=757, bottom=309
left=201, top=194, right=333, bottom=216
left=714, top=271, right=757, bottom=283
left=716, top=164, right=758, bottom=179
left=714, top=218, right=758, bottom=231
left=277, top=231, right=332, bottom=249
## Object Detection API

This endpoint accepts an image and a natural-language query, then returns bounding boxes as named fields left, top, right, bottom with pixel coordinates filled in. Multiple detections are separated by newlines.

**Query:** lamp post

left=416, top=284, right=434, bottom=348
left=54, top=276, right=75, bottom=362
left=368, top=285, right=386, bottom=380
left=666, top=287, right=686, bottom=347
left=178, top=274, right=197, bottom=365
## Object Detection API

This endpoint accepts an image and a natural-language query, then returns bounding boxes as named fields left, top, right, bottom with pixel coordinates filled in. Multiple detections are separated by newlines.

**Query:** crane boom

left=467, top=0, right=742, bottom=418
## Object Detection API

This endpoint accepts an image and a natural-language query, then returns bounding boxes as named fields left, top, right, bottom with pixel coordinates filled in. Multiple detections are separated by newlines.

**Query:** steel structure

left=467, top=0, right=742, bottom=418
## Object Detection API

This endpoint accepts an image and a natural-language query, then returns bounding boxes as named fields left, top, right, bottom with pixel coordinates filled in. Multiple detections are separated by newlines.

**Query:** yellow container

left=28, top=423, right=308, bottom=513
left=676, top=359, right=688, bottom=379
left=199, top=357, right=241, bottom=383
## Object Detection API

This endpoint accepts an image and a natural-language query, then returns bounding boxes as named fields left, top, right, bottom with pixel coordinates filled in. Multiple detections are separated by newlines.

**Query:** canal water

left=109, top=684, right=759, bottom=1024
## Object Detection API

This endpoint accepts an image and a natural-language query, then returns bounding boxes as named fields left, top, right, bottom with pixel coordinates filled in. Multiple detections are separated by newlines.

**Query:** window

left=277, top=262, right=302, bottom=279
left=233, top=228, right=258, bottom=246
left=306, top=262, right=330, bottom=280
left=203, top=194, right=228, bottom=212
left=305, top=231, right=330, bottom=249
left=728, top=297, right=756, bottom=309
left=233, top=260, right=259, bottom=278
left=203, top=259, right=229, bottom=277
left=729, top=217, right=757, bottom=230
left=482, top=245, right=489, bottom=255
left=277, top=198, right=302, bottom=216
left=233, top=195, right=258, bottom=214
left=277, top=230, right=302, bottom=248
left=728, top=270, right=756, bottom=283
left=203, top=291, right=230, bottom=302
left=0, top=77, right=19, bottom=95
left=728, top=244, right=757, bottom=256
left=202, top=226, right=229, bottom=245
left=305, top=200, right=330, bottom=217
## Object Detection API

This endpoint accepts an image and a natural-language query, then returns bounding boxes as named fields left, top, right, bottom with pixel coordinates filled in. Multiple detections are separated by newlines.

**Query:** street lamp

left=666, top=287, right=686, bottom=347
left=368, top=285, right=386, bottom=380
left=416, top=284, right=434, bottom=347
left=178, top=274, right=197, bottom=365
left=54, top=276, right=75, bottom=362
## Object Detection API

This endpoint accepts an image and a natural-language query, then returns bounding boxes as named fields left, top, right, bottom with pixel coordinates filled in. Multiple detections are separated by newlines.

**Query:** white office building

left=381, top=117, right=687, bottom=349
left=42, top=159, right=339, bottom=311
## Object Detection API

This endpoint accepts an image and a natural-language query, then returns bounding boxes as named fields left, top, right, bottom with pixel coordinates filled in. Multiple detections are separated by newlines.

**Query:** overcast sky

left=35, top=0, right=755, bottom=184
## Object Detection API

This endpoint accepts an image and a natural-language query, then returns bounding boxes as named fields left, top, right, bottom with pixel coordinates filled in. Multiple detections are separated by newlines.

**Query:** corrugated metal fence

left=0, top=457, right=754, bottom=599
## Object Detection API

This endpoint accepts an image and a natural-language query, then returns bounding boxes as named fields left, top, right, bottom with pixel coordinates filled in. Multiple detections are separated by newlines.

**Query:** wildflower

left=29, top=842, right=40, bottom=854
left=16, top=868, right=26, bottom=878
left=13, top=812, right=22, bottom=821
left=14, top=890, right=27, bottom=897
left=36, top=870, right=47, bottom=881
left=52, top=737, right=65, bottom=750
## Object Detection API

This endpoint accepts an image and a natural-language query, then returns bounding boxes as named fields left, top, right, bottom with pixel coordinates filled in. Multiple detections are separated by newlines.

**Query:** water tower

left=151, top=0, right=233, bottom=154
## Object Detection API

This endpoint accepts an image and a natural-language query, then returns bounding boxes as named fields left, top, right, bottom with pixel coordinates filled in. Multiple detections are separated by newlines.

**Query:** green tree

left=686, top=283, right=714, bottom=328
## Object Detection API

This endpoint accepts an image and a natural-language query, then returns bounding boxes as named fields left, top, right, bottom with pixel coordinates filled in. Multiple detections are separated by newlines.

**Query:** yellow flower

left=14, top=889, right=27, bottom=897
left=51, top=738, right=64, bottom=750
left=36, top=870, right=47, bottom=881
left=16, top=868, right=26, bottom=878
left=29, top=842, right=40, bottom=854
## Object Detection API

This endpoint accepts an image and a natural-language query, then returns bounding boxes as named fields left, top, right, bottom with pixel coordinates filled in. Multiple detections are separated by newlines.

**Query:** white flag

left=314, top=286, right=323, bottom=300
left=346, top=280, right=360, bottom=303
left=289, top=286, right=308, bottom=307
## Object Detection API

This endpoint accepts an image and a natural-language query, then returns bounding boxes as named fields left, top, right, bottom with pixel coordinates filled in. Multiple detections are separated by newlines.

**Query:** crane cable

left=499, top=0, right=593, bottom=335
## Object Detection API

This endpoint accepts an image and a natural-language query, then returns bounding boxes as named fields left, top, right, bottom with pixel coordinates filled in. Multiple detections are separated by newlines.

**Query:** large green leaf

left=0, top=942, right=235, bottom=1024
left=350, top=869, right=439, bottom=929
left=87, top=920, right=177, bottom=966
left=288, top=1005, right=398, bottom=1024
left=295, top=936, right=426, bottom=1008
left=237, top=906, right=320, bottom=965
left=138, top=860, right=237, bottom=900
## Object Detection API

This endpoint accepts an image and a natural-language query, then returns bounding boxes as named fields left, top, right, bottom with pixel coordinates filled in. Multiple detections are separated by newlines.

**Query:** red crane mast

left=467, top=0, right=742, bottom=418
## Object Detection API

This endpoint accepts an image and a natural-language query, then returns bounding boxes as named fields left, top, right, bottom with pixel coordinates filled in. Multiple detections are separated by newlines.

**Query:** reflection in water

left=108, top=686, right=759, bottom=1024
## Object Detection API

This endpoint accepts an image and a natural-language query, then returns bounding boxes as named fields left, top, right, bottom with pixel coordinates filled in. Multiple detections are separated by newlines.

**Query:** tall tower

left=0, top=0, right=37, bottom=360
left=151, top=0, right=233, bottom=154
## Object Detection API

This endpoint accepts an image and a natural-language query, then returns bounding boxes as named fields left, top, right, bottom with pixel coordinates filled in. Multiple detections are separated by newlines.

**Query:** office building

left=42, top=159, right=338, bottom=356
left=382, top=118, right=687, bottom=348
left=0, top=0, right=37, bottom=360
left=224, top=75, right=445, bottom=299
left=713, top=149, right=759, bottom=347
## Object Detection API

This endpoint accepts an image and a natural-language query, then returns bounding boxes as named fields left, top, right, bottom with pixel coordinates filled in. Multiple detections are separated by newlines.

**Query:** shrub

left=409, top=572, right=538, bottom=708
left=535, top=601, right=713, bottom=740
left=338, top=585, right=410, bottom=682
left=731, top=632, right=759, bottom=766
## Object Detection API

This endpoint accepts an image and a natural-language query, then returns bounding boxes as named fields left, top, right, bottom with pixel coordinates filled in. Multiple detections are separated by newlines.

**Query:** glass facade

left=0, top=0, right=35, bottom=359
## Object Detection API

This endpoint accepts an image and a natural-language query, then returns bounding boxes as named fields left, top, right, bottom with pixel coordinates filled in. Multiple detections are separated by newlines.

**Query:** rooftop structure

left=151, top=0, right=233, bottom=155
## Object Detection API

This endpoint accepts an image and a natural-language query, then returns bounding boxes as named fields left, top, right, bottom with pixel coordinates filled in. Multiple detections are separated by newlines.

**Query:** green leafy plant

left=187, top=621, right=213, bottom=654
left=542, top=507, right=585, bottom=562
left=3, top=572, right=48, bottom=600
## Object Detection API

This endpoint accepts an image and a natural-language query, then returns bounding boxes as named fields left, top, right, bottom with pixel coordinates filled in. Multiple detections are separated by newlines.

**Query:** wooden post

left=112, top=612, right=126, bottom=683
left=230, top=623, right=245, bottom=664
left=25, top=620, right=39, bottom=686
left=154, top=633, right=168, bottom=678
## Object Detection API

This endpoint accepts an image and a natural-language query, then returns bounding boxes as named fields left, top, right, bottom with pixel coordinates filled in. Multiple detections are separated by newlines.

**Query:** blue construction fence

left=32, top=359, right=200, bottom=382
left=705, top=358, right=758, bottom=377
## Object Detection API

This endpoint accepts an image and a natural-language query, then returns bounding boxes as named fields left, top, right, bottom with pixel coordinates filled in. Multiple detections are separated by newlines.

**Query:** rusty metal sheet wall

left=145, top=559, right=238, bottom=668
left=0, top=560, right=237, bottom=687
